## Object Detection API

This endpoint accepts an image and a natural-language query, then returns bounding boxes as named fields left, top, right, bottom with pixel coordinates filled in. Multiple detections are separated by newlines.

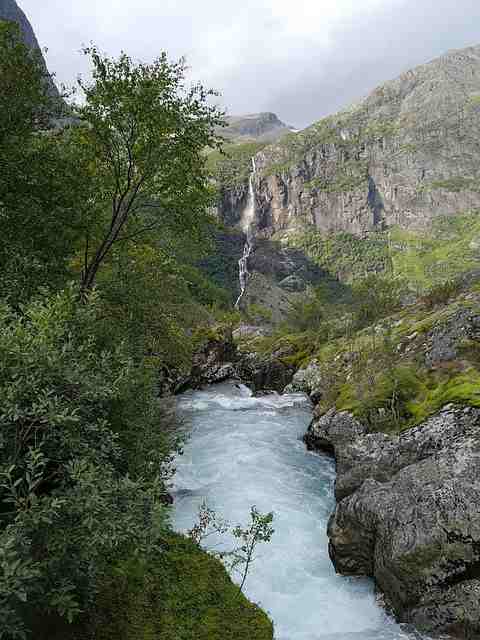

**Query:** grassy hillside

left=240, top=212, right=480, bottom=433
left=289, top=210, right=480, bottom=291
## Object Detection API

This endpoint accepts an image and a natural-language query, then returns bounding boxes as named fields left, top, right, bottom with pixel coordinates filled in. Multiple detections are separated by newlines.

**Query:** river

left=172, top=382, right=421, bottom=640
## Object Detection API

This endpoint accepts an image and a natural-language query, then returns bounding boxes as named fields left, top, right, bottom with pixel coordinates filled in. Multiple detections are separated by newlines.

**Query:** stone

left=308, top=406, right=480, bottom=636
left=284, top=360, right=325, bottom=402
left=425, top=308, right=480, bottom=368
left=236, top=352, right=294, bottom=393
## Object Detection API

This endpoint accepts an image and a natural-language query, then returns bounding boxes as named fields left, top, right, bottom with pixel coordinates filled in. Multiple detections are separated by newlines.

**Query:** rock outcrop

left=306, top=406, right=480, bottom=636
left=176, top=329, right=294, bottom=393
left=218, top=45, right=480, bottom=239
left=284, top=360, right=324, bottom=403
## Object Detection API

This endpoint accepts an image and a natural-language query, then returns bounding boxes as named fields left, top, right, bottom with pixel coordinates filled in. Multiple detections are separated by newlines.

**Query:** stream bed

left=172, top=382, right=422, bottom=640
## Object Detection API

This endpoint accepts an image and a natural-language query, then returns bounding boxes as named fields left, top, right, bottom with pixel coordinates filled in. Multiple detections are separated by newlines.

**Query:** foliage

left=291, top=229, right=390, bottom=282
left=388, top=213, right=480, bottom=292
left=73, top=46, right=224, bottom=290
left=228, top=507, right=275, bottom=594
left=421, top=279, right=464, bottom=309
left=0, top=21, right=51, bottom=152
left=351, top=274, right=406, bottom=327
left=0, top=290, right=172, bottom=637
left=0, top=24, right=83, bottom=304
left=0, top=27, right=273, bottom=638
left=207, top=141, right=267, bottom=188
left=188, top=502, right=275, bottom=595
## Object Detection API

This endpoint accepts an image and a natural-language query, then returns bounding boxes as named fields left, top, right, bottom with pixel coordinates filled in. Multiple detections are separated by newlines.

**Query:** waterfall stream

left=172, top=383, right=423, bottom=640
left=235, top=157, right=256, bottom=309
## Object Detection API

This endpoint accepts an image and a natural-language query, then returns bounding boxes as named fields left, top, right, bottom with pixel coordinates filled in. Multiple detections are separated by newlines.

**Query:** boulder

left=425, top=308, right=480, bottom=368
left=284, top=360, right=325, bottom=403
left=311, top=405, right=480, bottom=636
left=185, top=331, right=239, bottom=389
left=236, top=352, right=294, bottom=392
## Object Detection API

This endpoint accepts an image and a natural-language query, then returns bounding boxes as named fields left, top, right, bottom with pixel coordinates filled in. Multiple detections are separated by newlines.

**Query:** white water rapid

left=173, top=383, right=425, bottom=640
left=235, top=157, right=257, bottom=309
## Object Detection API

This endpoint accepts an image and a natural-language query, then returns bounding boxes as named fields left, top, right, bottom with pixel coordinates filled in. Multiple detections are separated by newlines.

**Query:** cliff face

left=0, top=0, right=59, bottom=97
left=218, top=45, right=480, bottom=238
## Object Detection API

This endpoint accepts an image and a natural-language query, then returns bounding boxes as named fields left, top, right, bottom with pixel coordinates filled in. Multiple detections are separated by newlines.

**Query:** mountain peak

left=220, top=112, right=294, bottom=142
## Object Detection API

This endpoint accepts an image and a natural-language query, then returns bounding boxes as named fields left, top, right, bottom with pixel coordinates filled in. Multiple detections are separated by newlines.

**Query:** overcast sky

left=20, top=0, right=480, bottom=128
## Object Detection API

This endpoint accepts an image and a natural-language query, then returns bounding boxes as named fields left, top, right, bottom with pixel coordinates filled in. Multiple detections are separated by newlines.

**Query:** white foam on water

left=172, top=383, right=428, bottom=640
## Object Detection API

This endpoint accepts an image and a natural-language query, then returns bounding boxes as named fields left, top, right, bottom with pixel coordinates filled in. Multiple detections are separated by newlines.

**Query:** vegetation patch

left=207, top=141, right=267, bottom=188
left=92, top=533, right=274, bottom=640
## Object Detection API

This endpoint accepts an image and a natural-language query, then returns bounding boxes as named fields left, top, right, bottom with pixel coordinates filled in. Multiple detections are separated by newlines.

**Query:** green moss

left=245, top=303, right=274, bottom=323
left=336, top=362, right=480, bottom=432
left=304, top=161, right=368, bottom=194
left=408, top=369, right=480, bottom=424
left=336, top=364, right=426, bottom=431
left=430, top=177, right=480, bottom=193
left=207, top=141, right=267, bottom=188
left=389, top=212, right=480, bottom=291
left=93, top=533, right=274, bottom=640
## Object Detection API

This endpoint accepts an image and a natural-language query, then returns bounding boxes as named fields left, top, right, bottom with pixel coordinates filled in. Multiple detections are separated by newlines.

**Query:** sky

left=20, top=0, right=480, bottom=128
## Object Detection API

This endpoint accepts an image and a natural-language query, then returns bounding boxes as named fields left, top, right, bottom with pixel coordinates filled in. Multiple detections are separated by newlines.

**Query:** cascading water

left=173, top=383, right=426, bottom=640
left=235, top=157, right=257, bottom=309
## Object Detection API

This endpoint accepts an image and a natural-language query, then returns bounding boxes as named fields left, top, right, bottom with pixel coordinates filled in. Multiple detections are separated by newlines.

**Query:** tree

left=0, top=21, right=50, bottom=153
left=74, top=47, right=224, bottom=292
left=230, top=507, right=275, bottom=594
left=0, top=22, right=86, bottom=304
left=189, top=502, right=275, bottom=595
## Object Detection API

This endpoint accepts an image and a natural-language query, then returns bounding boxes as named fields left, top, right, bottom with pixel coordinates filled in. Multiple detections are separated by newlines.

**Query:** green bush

left=421, top=279, right=463, bottom=309
left=0, top=289, right=172, bottom=637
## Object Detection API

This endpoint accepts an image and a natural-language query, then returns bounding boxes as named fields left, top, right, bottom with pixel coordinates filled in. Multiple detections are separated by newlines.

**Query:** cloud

left=20, top=0, right=480, bottom=127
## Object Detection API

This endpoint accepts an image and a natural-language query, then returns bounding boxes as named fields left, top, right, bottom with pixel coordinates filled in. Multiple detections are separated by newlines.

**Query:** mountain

left=0, top=0, right=59, bottom=97
left=216, top=45, right=480, bottom=240
left=219, top=112, right=294, bottom=143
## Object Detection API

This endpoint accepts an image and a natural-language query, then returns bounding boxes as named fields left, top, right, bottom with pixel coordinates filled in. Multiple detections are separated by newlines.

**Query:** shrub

left=0, top=289, right=172, bottom=637
left=421, top=279, right=463, bottom=309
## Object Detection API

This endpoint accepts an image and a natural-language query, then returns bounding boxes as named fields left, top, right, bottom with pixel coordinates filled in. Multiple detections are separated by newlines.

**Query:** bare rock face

left=307, top=406, right=480, bottom=636
left=219, top=45, right=480, bottom=239
left=425, top=308, right=480, bottom=368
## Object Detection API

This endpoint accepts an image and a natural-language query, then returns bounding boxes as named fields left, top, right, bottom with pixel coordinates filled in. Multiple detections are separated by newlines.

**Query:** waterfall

left=235, top=158, right=256, bottom=309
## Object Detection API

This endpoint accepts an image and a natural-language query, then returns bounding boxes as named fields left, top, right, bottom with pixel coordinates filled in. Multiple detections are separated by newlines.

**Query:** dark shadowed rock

left=235, top=352, right=294, bottom=393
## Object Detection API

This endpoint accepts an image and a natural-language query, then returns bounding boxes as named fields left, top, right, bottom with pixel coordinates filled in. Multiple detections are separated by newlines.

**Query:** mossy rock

left=92, top=533, right=274, bottom=640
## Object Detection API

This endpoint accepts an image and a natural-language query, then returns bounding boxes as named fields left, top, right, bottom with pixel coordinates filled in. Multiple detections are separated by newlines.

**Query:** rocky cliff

left=217, top=45, right=480, bottom=239
left=0, top=0, right=59, bottom=97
